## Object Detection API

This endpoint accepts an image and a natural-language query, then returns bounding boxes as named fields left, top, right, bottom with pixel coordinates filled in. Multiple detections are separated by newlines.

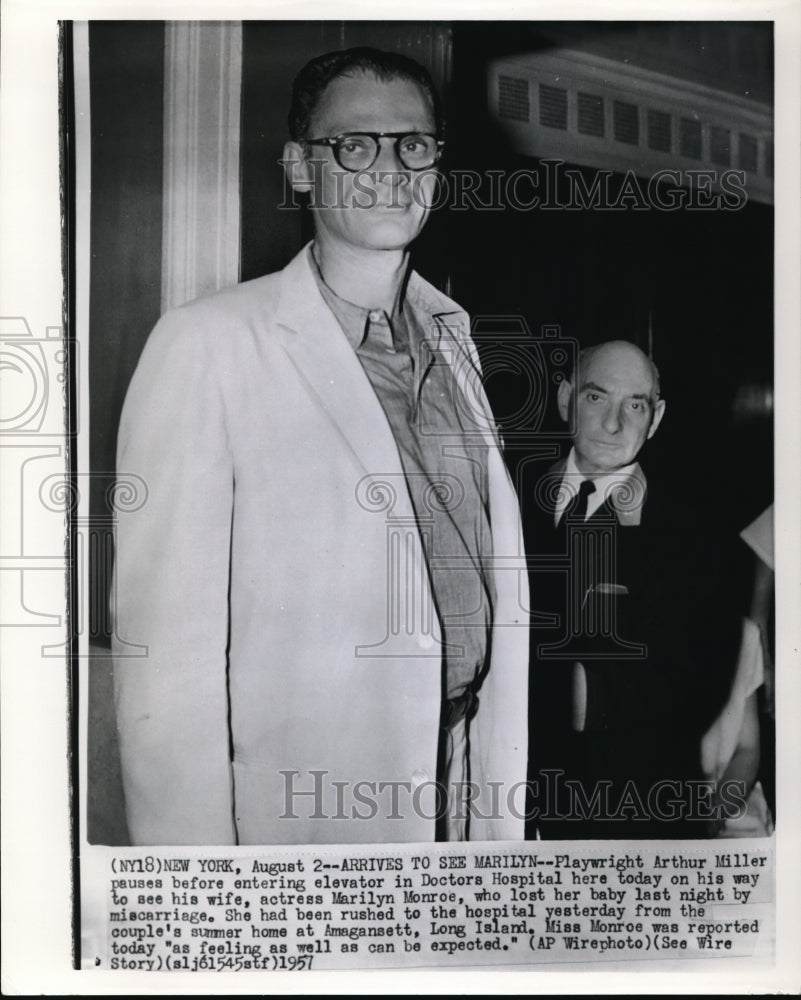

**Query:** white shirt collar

left=554, top=448, right=645, bottom=524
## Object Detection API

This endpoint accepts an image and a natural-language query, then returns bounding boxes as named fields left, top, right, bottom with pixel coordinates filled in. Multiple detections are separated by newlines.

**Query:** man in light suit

left=522, top=340, right=739, bottom=838
left=112, top=47, right=528, bottom=846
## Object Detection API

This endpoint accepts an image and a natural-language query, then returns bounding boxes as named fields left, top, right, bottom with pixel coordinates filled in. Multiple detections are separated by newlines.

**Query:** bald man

left=522, top=341, right=741, bottom=838
left=557, top=341, right=665, bottom=484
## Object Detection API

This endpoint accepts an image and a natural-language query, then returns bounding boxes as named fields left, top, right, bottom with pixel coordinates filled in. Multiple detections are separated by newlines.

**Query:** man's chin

left=579, top=451, right=629, bottom=475
left=360, top=223, right=426, bottom=251
left=372, top=205, right=427, bottom=229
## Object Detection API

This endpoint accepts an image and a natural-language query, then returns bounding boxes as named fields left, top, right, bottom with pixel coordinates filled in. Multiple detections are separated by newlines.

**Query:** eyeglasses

left=302, top=132, right=444, bottom=172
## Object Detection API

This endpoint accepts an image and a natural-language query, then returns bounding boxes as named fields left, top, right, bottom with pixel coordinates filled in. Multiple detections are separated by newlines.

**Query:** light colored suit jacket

left=112, top=245, right=528, bottom=845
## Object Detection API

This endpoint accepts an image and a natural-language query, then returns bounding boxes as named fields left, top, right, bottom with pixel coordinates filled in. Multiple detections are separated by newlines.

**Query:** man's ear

left=647, top=398, right=666, bottom=439
left=557, top=378, right=573, bottom=424
left=282, top=141, right=315, bottom=194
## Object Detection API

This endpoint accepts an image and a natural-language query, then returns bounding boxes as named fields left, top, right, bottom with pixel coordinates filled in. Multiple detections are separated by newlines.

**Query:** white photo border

left=1, top=0, right=799, bottom=994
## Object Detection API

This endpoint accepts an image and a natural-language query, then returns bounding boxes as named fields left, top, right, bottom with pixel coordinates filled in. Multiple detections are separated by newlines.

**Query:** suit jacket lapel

left=406, top=272, right=501, bottom=452
left=608, top=463, right=647, bottom=526
left=551, top=457, right=647, bottom=527
left=271, top=245, right=415, bottom=506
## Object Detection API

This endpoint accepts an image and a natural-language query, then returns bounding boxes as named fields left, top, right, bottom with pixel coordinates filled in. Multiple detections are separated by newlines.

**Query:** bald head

left=577, top=341, right=661, bottom=401
left=558, top=340, right=666, bottom=476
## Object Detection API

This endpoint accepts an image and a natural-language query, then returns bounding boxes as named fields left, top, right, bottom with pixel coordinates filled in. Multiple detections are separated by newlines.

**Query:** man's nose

left=374, top=138, right=410, bottom=180
left=601, top=405, right=622, bottom=434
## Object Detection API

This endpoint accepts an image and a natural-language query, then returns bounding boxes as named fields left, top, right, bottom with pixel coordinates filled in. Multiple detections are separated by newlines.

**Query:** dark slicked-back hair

left=288, top=46, right=443, bottom=141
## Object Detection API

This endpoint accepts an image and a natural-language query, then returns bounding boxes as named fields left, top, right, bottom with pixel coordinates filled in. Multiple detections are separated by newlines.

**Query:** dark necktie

left=563, top=478, right=596, bottom=523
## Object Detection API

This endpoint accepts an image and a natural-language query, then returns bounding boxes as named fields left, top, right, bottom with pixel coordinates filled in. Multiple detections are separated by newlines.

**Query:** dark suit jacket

left=520, top=453, right=744, bottom=839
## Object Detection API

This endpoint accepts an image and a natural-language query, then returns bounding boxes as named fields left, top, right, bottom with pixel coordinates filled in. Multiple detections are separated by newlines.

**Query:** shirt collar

left=308, top=244, right=408, bottom=351
left=555, top=447, right=644, bottom=522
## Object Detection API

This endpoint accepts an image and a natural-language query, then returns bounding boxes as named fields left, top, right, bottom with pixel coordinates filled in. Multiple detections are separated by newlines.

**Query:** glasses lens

left=332, top=134, right=440, bottom=171
left=335, top=135, right=379, bottom=170
left=397, top=134, right=439, bottom=169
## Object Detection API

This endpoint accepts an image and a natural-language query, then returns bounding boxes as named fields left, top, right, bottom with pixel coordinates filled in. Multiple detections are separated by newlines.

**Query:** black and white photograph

left=83, top=19, right=776, bottom=847
left=2, top=1, right=800, bottom=993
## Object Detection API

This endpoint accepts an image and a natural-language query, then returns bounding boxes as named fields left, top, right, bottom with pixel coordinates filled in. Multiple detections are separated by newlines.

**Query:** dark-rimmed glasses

left=302, top=132, right=444, bottom=172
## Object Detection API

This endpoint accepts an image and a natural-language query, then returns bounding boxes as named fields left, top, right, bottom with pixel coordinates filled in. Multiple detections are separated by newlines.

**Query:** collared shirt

left=554, top=447, right=645, bottom=525
left=310, top=249, right=494, bottom=701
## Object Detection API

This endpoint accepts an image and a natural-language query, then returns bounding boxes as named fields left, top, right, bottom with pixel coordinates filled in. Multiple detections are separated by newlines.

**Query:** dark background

left=86, top=20, right=774, bottom=844
left=89, top=20, right=774, bottom=552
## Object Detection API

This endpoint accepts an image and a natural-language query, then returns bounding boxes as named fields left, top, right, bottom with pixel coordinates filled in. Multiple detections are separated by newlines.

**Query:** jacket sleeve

left=111, top=307, right=237, bottom=845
